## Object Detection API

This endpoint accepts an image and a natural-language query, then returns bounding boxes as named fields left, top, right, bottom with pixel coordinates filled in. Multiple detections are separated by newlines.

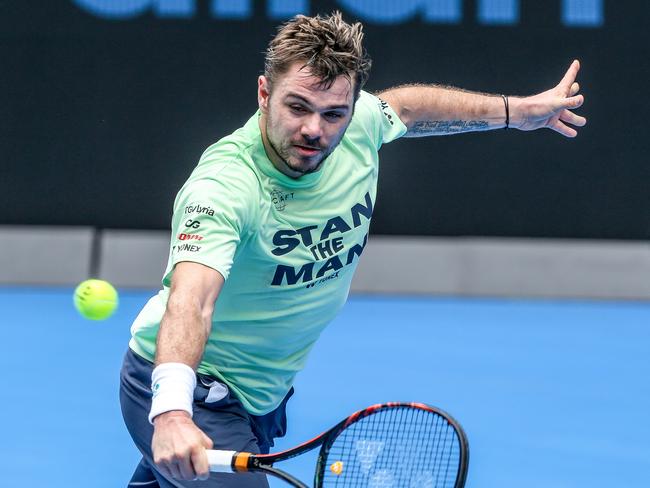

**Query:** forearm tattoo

left=406, top=120, right=490, bottom=137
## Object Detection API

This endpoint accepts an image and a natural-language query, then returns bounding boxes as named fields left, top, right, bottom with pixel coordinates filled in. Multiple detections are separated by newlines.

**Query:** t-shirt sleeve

left=163, top=160, right=258, bottom=286
left=353, top=90, right=407, bottom=149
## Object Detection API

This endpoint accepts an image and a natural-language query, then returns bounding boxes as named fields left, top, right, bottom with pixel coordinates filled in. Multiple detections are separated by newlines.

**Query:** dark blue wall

left=2, top=1, right=647, bottom=239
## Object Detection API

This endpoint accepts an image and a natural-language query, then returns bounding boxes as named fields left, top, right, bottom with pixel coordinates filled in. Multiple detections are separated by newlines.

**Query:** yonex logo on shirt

left=174, top=244, right=201, bottom=252
left=306, top=271, right=341, bottom=288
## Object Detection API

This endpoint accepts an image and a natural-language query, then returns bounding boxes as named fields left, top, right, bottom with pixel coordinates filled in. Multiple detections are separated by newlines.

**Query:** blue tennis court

left=1, top=287, right=648, bottom=487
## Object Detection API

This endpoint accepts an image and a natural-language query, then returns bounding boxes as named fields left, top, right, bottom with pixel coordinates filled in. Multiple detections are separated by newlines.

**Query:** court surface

left=1, top=287, right=648, bottom=488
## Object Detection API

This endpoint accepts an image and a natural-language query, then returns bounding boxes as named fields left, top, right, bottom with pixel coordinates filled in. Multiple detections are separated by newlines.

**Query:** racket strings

left=320, top=407, right=462, bottom=487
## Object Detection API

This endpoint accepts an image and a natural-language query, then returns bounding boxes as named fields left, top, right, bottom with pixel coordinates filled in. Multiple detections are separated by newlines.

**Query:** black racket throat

left=233, top=426, right=338, bottom=487
left=254, top=464, right=310, bottom=488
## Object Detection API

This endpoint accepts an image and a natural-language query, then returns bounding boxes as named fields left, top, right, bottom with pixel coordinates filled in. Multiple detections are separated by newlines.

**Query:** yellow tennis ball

left=73, top=279, right=119, bottom=320
left=330, top=461, right=344, bottom=475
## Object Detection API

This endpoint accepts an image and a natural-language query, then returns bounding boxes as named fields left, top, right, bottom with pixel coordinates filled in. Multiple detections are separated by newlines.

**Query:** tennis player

left=119, top=11, right=586, bottom=488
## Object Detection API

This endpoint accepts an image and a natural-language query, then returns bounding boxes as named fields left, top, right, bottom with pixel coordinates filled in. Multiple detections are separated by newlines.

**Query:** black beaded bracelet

left=501, top=94, right=510, bottom=129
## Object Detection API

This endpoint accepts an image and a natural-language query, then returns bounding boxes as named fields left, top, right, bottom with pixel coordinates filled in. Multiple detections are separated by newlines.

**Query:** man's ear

left=258, top=75, right=270, bottom=113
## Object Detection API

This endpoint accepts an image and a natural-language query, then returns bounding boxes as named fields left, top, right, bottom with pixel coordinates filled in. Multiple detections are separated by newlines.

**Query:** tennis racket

left=207, top=401, right=469, bottom=488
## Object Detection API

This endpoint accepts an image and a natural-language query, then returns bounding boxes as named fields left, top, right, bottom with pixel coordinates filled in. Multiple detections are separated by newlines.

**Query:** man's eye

left=290, top=105, right=306, bottom=113
left=325, top=112, right=343, bottom=120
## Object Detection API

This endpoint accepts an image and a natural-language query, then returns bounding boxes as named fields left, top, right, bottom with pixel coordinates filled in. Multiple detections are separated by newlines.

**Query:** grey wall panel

left=99, top=230, right=170, bottom=288
left=351, top=237, right=650, bottom=300
left=350, top=237, right=466, bottom=295
left=0, top=226, right=93, bottom=285
left=99, top=232, right=650, bottom=299
left=458, top=239, right=650, bottom=299
left=3, top=226, right=648, bottom=300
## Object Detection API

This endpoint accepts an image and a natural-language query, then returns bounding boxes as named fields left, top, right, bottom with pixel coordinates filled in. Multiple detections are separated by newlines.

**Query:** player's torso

left=245, top=141, right=377, bottom=293
left=204, top=137, right=377, bottom=365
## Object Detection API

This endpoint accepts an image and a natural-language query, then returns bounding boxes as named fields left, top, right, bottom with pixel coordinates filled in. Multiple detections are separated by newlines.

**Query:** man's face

left=258, top=62, right=355, bottom=178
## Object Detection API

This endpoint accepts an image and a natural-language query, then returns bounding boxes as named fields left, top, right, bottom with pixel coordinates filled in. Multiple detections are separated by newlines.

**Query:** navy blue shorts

left=119, top=349, right=293, bottom=488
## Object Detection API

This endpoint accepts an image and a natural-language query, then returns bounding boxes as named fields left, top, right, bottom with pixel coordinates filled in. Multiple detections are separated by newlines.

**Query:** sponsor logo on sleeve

left=378, top=99, right=394, bottom=126
left=173, top=243, right=202, bottom=253
left=184, top=219, right=201, bottom=229
left=177, top=233, right=204, bottom=241
left=184, top=204, right=214, bottom=216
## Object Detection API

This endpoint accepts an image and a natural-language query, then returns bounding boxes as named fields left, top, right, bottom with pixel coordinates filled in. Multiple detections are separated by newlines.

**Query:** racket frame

left=313, top=402, right=469, bottom=488
left=216, top=402, right=469, bottom=488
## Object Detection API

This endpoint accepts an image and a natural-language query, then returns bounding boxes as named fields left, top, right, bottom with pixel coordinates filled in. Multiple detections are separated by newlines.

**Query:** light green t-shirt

left=129, top=91, right=406, bottom=415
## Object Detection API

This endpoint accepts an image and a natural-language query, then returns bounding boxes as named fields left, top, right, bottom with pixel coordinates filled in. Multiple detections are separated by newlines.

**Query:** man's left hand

left=512, top=60, right=587, bottom=137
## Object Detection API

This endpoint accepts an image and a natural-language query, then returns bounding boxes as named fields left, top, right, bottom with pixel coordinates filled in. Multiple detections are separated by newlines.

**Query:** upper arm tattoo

left=405, top=120, right=490, bottom=137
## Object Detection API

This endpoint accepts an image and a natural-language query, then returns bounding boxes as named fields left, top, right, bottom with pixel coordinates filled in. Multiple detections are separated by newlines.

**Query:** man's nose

left=300, top=113, right=322, bottom=141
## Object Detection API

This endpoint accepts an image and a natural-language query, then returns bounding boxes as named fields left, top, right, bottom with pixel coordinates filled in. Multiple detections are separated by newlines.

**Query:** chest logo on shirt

left=270, top=192, right=373, bottom=287
left=270, top=188, right=295, bottom=211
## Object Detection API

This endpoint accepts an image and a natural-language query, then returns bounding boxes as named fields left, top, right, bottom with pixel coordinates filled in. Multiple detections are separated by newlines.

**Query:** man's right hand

left=152, top=411, right=214, bottom=481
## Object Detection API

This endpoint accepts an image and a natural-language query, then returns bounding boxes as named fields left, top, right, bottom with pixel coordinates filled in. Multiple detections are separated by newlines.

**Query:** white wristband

left=148, top=362, right=197, bottom=424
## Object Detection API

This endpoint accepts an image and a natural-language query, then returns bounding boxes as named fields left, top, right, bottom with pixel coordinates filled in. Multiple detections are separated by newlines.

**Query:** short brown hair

left=264, top=11, right=372, bottom=98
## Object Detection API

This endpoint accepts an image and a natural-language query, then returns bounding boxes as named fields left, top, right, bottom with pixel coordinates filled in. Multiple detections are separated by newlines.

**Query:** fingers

left=177, top=456, right=198, bottom=480
left=558, top=59, right=581, bottom=93
left=154, top=452, right=197, bottom=481
left=549, top=119, right=578, bottom=138
left=562, top=94, right=584, bottom=110
left=152, top=415, right=214, bottom=481
left=191, top=447, right=210, bottom=481
left=157, top=461, right=183, bottom=481
left=156, top=463, right=175, bottom=481
left=156, top=451, right=207, bottom=481
left=192, top=432, right=214, bottom=480
left=570, top=82, right=580, bottom=97
left=201, top=430, right=214, bottom=449
left=559, top=109, right=587, bottom=127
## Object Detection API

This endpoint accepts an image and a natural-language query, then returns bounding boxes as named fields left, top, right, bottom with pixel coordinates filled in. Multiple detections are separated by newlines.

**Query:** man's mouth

left=293, top=145, right=321, bottom=157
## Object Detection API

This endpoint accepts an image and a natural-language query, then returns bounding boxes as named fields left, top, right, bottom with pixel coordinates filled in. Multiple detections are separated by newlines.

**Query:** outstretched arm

left=151, top=261, right=224, bottom=482
left=378, top=60, right=586, bottom=138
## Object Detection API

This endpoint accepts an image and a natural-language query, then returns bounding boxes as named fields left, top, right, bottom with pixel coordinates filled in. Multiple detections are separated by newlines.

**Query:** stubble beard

left=265, top=110, right=356, bottom=177
left=265, top=121, right=331, bottom=176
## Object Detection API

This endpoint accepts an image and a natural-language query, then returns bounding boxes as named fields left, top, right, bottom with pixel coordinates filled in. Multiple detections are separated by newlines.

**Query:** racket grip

left=207, top=450, right=237, bottom=473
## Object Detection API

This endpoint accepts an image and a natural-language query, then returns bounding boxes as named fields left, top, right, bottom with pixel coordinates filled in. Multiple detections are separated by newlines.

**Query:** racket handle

left=207, top=450, right=237, bottom=473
